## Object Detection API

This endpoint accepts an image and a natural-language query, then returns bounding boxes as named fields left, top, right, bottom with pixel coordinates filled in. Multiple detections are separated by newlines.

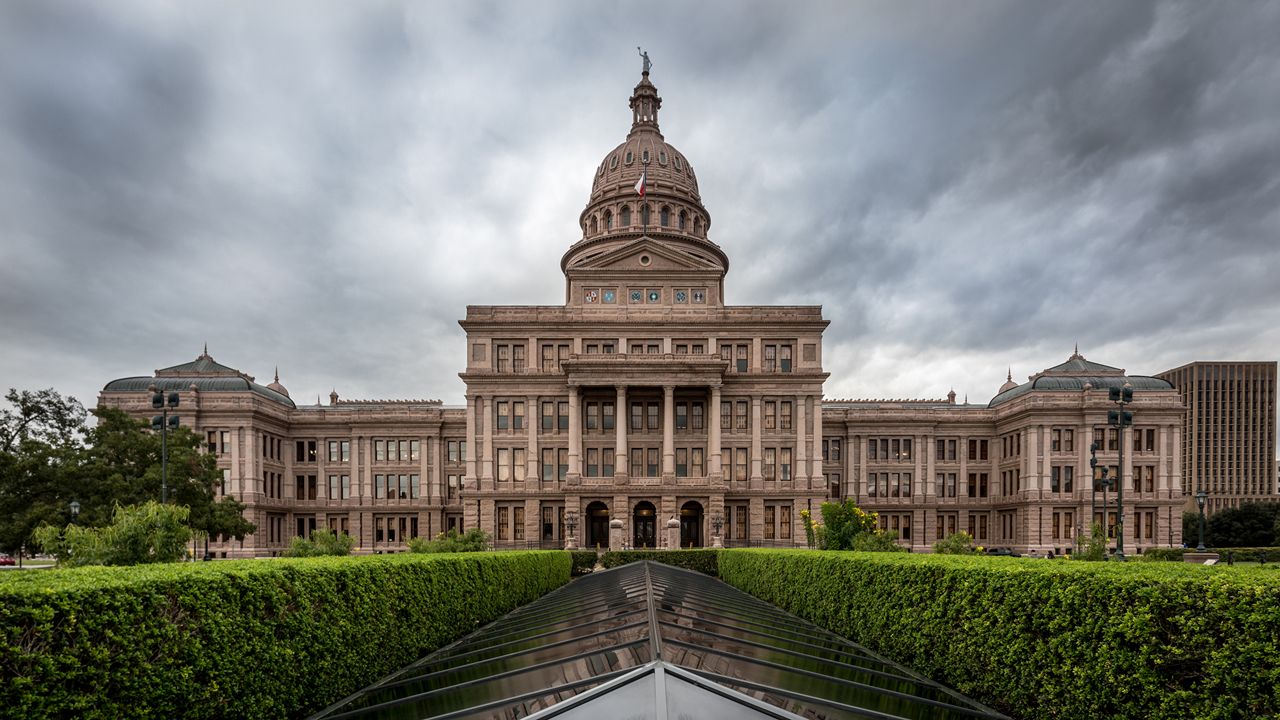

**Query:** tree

left=1080, top=522, right=1108, bottom=561
left=33, top=501, right=192, bottom=566
left=1183, top=511, right=1202, bottom=548
left=1205, top=502, right=1280, bottom=548
left=408, top=528, right=491, bottom=553
left=934, top=531, right=979, bottom=555
left=0, top=389, right=86, bottom=553
left=284, top=528, right=355, bottom=557
left=81, top=407, right=229, bottom=535
left=817, top=499, right=880, bottom=550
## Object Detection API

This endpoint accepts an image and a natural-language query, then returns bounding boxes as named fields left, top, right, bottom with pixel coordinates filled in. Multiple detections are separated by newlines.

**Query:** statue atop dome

left=637, top=47, right=651, bottom=75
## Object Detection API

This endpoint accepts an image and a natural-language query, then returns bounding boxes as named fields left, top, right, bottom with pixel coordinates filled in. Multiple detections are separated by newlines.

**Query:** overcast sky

left=2, top=1, right=1278, bottom=416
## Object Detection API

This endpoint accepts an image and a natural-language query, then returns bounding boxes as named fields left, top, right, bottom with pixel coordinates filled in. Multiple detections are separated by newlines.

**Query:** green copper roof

left=103, top=351, right=295, bottom=408
left=989, top=351, right=1172, bottom=407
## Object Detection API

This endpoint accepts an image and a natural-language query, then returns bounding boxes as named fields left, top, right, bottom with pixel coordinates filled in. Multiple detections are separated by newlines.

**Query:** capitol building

left=100, top=68, right=1190, bottom=556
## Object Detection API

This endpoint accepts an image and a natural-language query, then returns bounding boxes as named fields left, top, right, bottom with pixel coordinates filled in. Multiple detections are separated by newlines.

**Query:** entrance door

left=586, top=502, right=610, bottom=549
left=633, top=501, right=657, bottom=548
left=680, top=501, right=704, bottom=548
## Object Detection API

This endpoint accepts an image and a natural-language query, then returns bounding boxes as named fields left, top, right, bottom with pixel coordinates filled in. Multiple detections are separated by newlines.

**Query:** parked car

left=984, top=547, right=1021, bottom=557
left=0, top=553, right=14, bottom=566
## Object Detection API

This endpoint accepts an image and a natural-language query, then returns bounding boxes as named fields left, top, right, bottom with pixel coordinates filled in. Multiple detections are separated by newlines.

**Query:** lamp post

left=150, top=386, right=180, bottom=503
left=1195, top=490, right=1208, bottom=552
left=565, top=510, right=579, bottom=551
left=711, top=511, right=724, bottom=549
left=69, top=500, right=80, bottom=525
left=1089, top=442, right=1099, bottom=524
left=1108, top=383, right=1133, bottom=561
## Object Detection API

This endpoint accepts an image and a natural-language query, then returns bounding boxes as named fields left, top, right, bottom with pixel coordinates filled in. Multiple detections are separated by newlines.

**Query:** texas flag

left=634, top=170, right=647, bottom=198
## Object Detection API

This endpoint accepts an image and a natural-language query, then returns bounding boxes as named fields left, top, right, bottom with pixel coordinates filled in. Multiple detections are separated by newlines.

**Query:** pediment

left=568, top=237, right=724, bottom=273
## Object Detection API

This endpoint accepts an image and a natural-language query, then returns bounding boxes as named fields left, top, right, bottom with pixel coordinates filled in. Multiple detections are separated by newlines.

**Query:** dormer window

left=642, top=150, right=649, bottom=163
left=659, top=151, right=667, bottom=165
left=660, top=206, right=670, bottom=227
left=625, top=151, right=633, bottom=164
left=610, top=155, right=619, bottom=169
left=674, top=156, right=683, bottom=170
left=621, top=206, right=631, bottom=226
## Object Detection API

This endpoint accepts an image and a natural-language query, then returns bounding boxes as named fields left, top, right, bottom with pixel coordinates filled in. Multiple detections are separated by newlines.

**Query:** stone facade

left=99, top=69, right=1189, bottom=556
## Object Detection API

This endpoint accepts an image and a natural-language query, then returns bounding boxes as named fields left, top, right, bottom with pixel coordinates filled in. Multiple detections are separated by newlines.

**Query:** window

left=780, top=401, right=793, bottom=430
left=621, top=206, right=631, bottom=226
left=735, top=400, right=749, bottom=430
left=764, top=401, right=776, bottom=430
left=496, top=402, right=509, bottom=430
left=646, top=448, right=659, bottom=477
left=542, top=401, right=555, bottom=430
left=676, top=448, right=688, bottom=477
left=967, top=438, right=989, bottom=461
left=736, top=344, right=749, bottom=373
left=676, top=403, right=688, bottom=430
left=822, top=438, right=842, bottom=462
left=764, top=448, right=776, bottom=481
left=447, top=440, right=466, bottom=463
left=557, top=402, right=569, bottom=430
left=295, top=440, right=317, bottom=463
left=764, top=344, right=793, bottom=372
left=660, top=206, right=670, bottom=226
left=690, top=403, right=703, bottom=430
left=780, top=448, right=792, bottom=481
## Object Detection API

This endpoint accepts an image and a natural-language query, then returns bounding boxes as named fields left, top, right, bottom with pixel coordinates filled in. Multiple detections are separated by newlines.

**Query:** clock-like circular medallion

left=648, top=290, right=660, bottom=303
left=675, top=290, right=687, bottom=303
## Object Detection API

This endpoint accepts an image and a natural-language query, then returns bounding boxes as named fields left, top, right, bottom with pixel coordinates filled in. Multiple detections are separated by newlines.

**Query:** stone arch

left=585, top=501, right=610, bottom=549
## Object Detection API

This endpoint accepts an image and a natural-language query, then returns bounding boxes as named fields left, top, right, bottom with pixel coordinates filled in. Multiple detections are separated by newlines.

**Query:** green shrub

left=283, top=528, right=355, bottom=557
left=569, top=550, right=598, bottom=575
left=0, top=551, right=569, bottom=719
left=1079, top=521, right=1107, bottom=561
left=407, top=527, right=490, bottom=553
left=32, top=501, right=191, bottom=566
left=933, top=531, right=978, bottom=555
left=719, top=549, right=1280, bottom=720
left=601, top=549, right=719, bottom=576
left=816, top=499, right=878, bottom=550
left=1213, top=547, right=1280, bottom=563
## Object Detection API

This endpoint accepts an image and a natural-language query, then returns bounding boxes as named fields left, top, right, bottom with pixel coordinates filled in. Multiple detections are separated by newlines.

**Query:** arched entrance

left=680, top=501, right=704, bottom=548
left=585, top=502, right=610, bottom=549
left=633, top=501, right=657, bottom=548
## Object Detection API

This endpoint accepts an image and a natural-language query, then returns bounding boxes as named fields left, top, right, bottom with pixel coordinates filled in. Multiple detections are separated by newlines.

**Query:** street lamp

left=69, top=500, right=80, bottom=525
left=1089, top=442, right=1099, bottom=523
left=150, top=386, right=180, bottom=503
left=564, top=510, right=579, bottom=550
left=1108, top=384, right=1133, bottom=561
left=1195, top=490, right=1209, bottom=552
left=711, top=511, right=724, bottom=548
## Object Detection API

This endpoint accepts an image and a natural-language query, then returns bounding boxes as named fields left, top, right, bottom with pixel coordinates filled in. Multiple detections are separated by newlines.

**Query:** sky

left=1, top=0, right=1278, bottom=415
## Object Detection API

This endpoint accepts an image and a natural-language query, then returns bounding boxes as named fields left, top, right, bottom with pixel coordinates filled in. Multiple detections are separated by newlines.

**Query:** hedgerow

left=718, top=549, right=1280, bottom=720
left=0, top=551, right=570, bottom=719
left=601, top=549, right=719, bottom=576
left=569, top=550, right=599, bottom=575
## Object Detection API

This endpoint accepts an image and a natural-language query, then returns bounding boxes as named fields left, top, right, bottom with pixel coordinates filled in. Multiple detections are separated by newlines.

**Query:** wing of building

left=100, top=68, right=1191, bottom=557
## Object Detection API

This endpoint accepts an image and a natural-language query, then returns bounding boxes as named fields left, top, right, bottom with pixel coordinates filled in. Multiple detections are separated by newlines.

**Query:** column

left=1025, top=428, right=1037, bottom=496
left=567, top=387, right=581, bottom=481
left=750, top=394, right=763, bottom=485
left=527, top=394, right=539, bottom=482
left=811, top=398, right=823, bottom=489
left=481, top=396, right=494, bottom=484
left=709, top=386, right=722, bottom=479
left=662, top=385, right=675, bottom=477
left=914, top=433, right=925, bottom=503
left=1040, top=425, right=1051, bottom=494
left=795, top=394, right=807, bottom=488
left=427, top=435, right=439, bottom=504
left=615, top=385, right=628, bottom=481
left=464, top=395, right=477, bottom=488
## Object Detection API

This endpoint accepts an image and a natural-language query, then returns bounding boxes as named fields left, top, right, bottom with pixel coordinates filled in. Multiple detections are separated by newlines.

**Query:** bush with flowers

left=802, top=500, right=904, bottom=552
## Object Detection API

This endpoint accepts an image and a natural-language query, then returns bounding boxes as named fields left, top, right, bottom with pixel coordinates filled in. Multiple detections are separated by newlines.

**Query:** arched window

left=590, top=216, right=599, bottom=234
left=678, top=210, right=687, bottom=230
left=604, top=210, right=612, bottom=229
left=660, top=206, right=670, bottom=227
left=640, top=204, right=650, bottom=226
left=610, top=155, right=618, bottom=169
left=621, top=206, right=631, bottom=226
left=625, top=151, right=633, bottom=164
left=694, top=218, right=702, bottom=236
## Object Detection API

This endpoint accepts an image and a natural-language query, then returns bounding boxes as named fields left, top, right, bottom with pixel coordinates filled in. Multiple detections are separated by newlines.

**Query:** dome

left=998, top=368, right=1018, bottom=394
left=266, top=367, right=290, bottom=399
left=576, top=69, right=712, bottom=245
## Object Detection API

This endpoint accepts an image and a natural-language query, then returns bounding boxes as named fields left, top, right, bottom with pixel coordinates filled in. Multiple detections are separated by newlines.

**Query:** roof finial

left=1070, top=342, right=1082, bottom=360
left=1007, top=367, right=1012, bottom=382
left=202, top=342, right=208, bottom=357
left=273, top=366, right=279, bottom=383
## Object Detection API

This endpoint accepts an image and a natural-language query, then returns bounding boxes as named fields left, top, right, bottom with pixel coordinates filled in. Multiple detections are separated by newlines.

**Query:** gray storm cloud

left=1, top=0, right=1277, bottom=412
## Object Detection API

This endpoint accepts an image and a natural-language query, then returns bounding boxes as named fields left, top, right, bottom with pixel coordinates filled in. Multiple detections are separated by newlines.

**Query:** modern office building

left=100, top=68, right=1189, bottom=556
left=1156, top=361, right=1278, bottom=514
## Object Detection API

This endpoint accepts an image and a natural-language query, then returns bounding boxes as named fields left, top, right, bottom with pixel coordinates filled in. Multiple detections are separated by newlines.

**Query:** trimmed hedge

left=1141, top=547, right=1280, bottom=563
left=601, top=549, right=719, bottom=576
left=0, top=551, right=570, bottom=719
left=1140, top=547, right=1186, bottom=561
left=719, top=549, right=1280, bottom=720
left=569, top=550, right=599, bottom=575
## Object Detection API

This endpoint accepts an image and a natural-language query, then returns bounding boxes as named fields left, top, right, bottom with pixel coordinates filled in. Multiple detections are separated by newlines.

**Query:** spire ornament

left=637, top=47, right=651, bottom=74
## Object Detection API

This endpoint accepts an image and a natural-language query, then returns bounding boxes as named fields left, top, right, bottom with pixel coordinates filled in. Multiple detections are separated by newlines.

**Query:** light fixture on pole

left=565, top=510, right=579, bottom=551
left=1195, top=490, right=1209, bottom=552
left=69, top=500, right=80, bottom=525
left=1107, top=383, right=1133, bottom=561
left=150, top=386, right=180, bottom=503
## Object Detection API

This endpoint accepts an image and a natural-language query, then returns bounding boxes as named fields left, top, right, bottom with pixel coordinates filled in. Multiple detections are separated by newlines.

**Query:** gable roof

left=310, top=561, right=1007, bottom=720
